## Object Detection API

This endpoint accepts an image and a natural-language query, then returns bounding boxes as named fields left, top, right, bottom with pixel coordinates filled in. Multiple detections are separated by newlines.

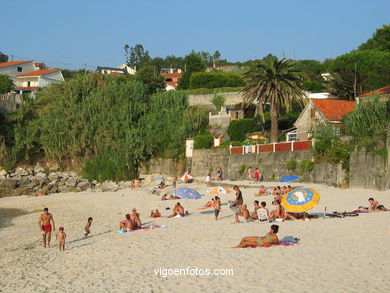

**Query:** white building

left=0, top=60, right=64, bottom=93
left=117, top=64, right=136, bottom=75
left=14, top=68, right=64, bottom=93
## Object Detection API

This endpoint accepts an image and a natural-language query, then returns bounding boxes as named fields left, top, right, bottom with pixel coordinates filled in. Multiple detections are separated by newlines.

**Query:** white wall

left=14, top=77, right=39, bottom=88
left=0, top=61, right=35, bottom=80
left=38, top=71, right=64, bottom=87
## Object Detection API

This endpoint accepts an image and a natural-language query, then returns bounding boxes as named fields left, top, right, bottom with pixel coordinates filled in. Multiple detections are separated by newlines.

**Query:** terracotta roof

left=164, top=72, right=182, bottom=78
left=16, top=68, right=60, bottom=77
left=357, top=86, right=390, bottom=98
left=0, top=60, right=33, bottom=68
left=14, top=86, right=39, bottom=91
left=166, top=81, right=178, bottom=88
left=34, top=62, right=45, bottom=66
left=311, top=99, right=355, bottom=121
left=207, top=65, right=236, bottom=69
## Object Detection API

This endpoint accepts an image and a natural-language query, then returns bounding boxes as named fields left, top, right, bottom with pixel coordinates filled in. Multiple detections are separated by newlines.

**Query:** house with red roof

left=288, top=99, right=356, bottom=141
left=163, top=71, right=183, bottom=90
left=356, top=85, right=390, bottom=103
left=0, top=60, right=64, bottom=93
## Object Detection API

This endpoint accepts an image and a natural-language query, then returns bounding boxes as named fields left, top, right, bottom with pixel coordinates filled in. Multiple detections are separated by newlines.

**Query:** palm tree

left=242, top=55, right=305, bottom=142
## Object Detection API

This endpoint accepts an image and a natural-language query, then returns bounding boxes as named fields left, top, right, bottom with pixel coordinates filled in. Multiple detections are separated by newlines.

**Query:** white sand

left=0, top=181, right=389, bottom=293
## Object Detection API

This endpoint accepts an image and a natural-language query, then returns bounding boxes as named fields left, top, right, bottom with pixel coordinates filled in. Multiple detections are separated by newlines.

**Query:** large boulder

left=0, top=179, right=18, bottom=197
left=77, top=179, right=91, bottom=192
left=14, top=186, right=30, bottom=196
left=48, top=172, right=59, bottom=182
left=18, top=176, right=32, bottom=186
left=33, top=165, right=45, bottom=175
left=101, top=181, right=119, bottom=192
left=14, top=168, right=29, bottom=176
left=60, top=186, right=78, bottom=193
left=47, top=182, right=59, bottom=193
left=65, top=176, right=79, bottom=187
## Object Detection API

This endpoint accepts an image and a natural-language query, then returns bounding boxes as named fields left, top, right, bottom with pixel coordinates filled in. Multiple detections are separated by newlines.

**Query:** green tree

left=242, top=55, right=305, bottom=142
left=189, top=72, right=244, bottom=89
left=359, top=24, right=390, bottom=52
left=124, top=44, right=151, bottom=69
left=178, top=52, right=206, bottom=89
left=227, top=118, right=261, bottom=141
left=328, top=50, right=390, bottom=98
left=210, top=94, right=226, bottom=111
left=0, top=74, right=14, bottom=93
left=135, top=65, right=166, bottom=94
left=0, top=52, right=8, bottom=63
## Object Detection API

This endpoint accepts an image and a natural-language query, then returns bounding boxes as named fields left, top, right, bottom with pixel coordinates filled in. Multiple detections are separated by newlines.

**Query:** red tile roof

left=16, top=68, right=60, bottom=77
left=207, top=65, right=236, bottom=69
left=14, top=86, right=39, bottom=91
left=357, top=86, right=390, bottom=98
left=164, top=72, right=182, bottom=78
left=0, top=60, right=33, bottom=68
left=311, top=99, right=355, bottom=121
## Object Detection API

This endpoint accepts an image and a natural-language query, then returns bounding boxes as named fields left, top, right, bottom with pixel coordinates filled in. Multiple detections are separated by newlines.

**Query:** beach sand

left=0, top=181, right=389, bottom=293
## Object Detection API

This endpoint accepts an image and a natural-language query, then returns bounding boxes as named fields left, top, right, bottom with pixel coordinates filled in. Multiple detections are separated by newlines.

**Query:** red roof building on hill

left=0, top=60, right=33, bottom=68
left=16, top=68, right=60, bottom=77
left=356, top=86, right=390, bottom=102
left=291, top=99, right=356, bottom=141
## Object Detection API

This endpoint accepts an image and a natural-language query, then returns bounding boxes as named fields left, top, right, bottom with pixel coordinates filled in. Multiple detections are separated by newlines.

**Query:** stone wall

left=189, top=149, right=345, bottom=186
left=0, top=94, right=19, bottom=113
left=139, top=157, right=187, bottom=177
left=349, top=125, right=390, bottom=190
left=188, top=92, right=243, bottom=107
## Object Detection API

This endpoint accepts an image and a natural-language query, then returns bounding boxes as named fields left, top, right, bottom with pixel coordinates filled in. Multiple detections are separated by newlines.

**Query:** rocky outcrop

left=0, top=166, right=129, bottom=197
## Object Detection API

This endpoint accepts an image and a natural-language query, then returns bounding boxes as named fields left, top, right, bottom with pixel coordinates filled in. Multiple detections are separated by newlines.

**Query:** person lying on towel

left=234, top=225, right=279, bottom=248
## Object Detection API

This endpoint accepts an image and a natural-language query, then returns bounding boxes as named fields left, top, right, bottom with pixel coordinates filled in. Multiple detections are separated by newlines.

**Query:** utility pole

left=84, top=63, right=87, bottom=75
left=11, top=54, right=14, bottom=61
left=354, top=63, right=357, bottom=100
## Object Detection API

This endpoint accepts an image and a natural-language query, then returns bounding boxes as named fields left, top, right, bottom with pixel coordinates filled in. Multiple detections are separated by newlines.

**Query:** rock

left=14, top=187, right=30, bottom=196
left=14, top=168, right=29, bottom=176
left=19, top=176, right=32, bottom=186
left=0, top=169, right=7, bottom=177
left=33, top=165, right=45, bottom=175
left=37, top=186, right=49, bottom=195
left=47, top=182, right=59, bottom=193
left=65, top=176, right=78, bottom=187
left=77, top=179, right=91, bottom=191
left=101, top=181, right=119, bottom=192
left=60, top=186, right=78, bottom=193
left=48, top=172, right=59, bottom=182
left=0, top=179, right=18, bottom=197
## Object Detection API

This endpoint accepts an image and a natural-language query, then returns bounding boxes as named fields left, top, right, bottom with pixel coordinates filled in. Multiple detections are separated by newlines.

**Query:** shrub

left=194, top=134, right=213, bottom=149
left=300, top=160, right=314, bottom=172
left=210, top=94, right=225, bottom=111
left=227, top=118, right=261, bottom=141
left=189, top=72, right=244, bottom=89
left=238, top=165, right=246, bottom=176
left=285, top=159, right=297, bottom=170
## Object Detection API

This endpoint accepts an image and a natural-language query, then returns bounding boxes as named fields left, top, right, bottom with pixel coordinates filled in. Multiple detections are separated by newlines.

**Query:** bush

left=189, top=72, right=244, bottom=89
left=227, top=118, right=261, bottom=141
left=300, top=160, right=314, bottom=172
left=181, top=87, right=243, bottom=95
left=210, top=94, right=225, bottom=111
left=238, top=165, right=246, bottom=176
left=194, top=134, right=213, bottom=149
left=285, top=159, right=297, bottom=170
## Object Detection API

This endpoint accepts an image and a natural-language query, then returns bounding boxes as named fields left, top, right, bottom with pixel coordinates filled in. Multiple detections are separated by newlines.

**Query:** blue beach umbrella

left=281, top=188, right=320, bottom=213
left=153, top=176, right=166, bottom=181
left=279, top=175, right=299, bottom=183
left=173, top=188, right=202, bottom=200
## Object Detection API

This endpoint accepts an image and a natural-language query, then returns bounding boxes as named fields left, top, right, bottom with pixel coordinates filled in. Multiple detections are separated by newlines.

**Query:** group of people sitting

left=357, top=197, right=389, bottom=213
left=161, top=194, right=180, bottom=201
left=255, top=185, right=293, bottom=197
left=119, top=208, right=142, bottom=231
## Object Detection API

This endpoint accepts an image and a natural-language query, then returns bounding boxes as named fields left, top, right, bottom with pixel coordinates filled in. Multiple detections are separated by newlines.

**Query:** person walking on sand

left=247, top=167, right=253, bottom=184
left=56, top=227, right=66, bottom=251
left=84, top=217, right=93, bottom=237
left=214, top=196, right=221, bottom=221
left=38, top=207, right=55, bottom=248
left=254, top=168, right=260, bottom=183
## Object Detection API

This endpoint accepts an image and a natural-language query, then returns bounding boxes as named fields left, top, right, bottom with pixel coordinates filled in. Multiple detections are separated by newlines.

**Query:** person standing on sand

left=214, top=196, right=221, bottom=221
left=254, top=168, right=260, bottom=183
left=56, top=227, right=66, bottom=251
left=247, top=167, right=253, bottom=184
left=85, top=217, right=93, bottom=237
left=38, top=207, right=55, bottom=248
left=233, top=185, right=243, bottom=207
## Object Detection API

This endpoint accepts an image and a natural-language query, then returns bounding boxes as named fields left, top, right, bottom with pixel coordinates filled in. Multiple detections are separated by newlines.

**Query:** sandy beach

left=0, top=180, right=389, bottom=293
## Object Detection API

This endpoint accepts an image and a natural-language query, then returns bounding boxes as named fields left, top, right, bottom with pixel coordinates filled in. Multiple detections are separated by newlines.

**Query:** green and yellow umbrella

left=281, top=188, right=320, bottom=213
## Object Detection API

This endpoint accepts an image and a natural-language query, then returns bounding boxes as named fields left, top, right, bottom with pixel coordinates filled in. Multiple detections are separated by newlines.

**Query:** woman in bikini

left=234, top=225, right=279, bottom=248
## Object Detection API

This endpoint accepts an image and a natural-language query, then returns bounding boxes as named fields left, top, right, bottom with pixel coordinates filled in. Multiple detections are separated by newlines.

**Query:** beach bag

left=229, top=202, right=240, bottom=214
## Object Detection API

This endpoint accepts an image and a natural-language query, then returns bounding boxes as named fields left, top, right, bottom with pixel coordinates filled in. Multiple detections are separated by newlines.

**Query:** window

left=17, top=66, right=23, bottom=72
left=310, top=108, right=315, bottom=118
left=335, top=129, right=341, bottom=137
left=27, top=81, right=31, bottom=87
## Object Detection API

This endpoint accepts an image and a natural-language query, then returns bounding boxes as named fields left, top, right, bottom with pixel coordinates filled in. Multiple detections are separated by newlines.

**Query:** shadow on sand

left=0, top=208, right=30, bottom=228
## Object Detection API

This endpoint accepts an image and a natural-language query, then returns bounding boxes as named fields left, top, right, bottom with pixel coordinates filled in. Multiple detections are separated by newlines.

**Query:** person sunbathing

left=375, top=205, right=389, bottom=212
left=170, top=195, right=180, bottom=200
left=368, top=198, right=380, bottom=212
left=286, top=185, right=293, bottom=193
left=204, top=198, right=215, bottom=208
left=131, top=208, right=141, bottom=230
left=234, top=225, right=279, bottom=248
left=161, top=194, right=168, bottom=200
left=281, top=186, right=287, bottom=195
left=158, top=181, right=166, bottom=189
left=284, top=212, right=306, bottom=221
left=255, top=186, right=268, bottom=196
left=169, top=202, right=185, bottom=217
left=235, top=204, right=251, bottom=223
left=150, top=209, right=161, bottom=218
left=269, top=200, right=284, bottom=220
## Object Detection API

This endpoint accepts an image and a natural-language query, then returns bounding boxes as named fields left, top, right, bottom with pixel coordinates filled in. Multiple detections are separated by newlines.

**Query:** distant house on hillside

left=96, top=66, right=127, bottom=76
left=117, top=64, right=136, bottom=75
left=160, top=68, right=182, bottom=75
left=287, top=99, right=356, bottom=141
left=0, top=60, right=64, bottom=93
left=356, top=85, right=390, bottom=103
left=34, top=62, right=47, bottom=70
left=206, top=65, right=239, bottom=72
left=14, top=68, right=64, bottom=93
left=163, top=71, right=182, bottom=90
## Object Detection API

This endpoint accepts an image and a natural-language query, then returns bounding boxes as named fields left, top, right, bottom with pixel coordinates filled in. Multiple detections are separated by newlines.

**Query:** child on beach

left=56, top=227, right=66, bottom=251
left=85, top=217, right=93, bottom=237
left=214, top=196, right=221, bottom=221
left=206, top=172, right=211, bottom=186
left=172, top=177, right=178, bottom=188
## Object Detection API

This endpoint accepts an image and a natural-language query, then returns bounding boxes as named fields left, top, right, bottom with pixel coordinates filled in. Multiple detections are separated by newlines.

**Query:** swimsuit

left=214, top=209, right=220, bottom=216
left=257, top=234, right=275, bottom=244
left=42, top=224, right=52, bottom=233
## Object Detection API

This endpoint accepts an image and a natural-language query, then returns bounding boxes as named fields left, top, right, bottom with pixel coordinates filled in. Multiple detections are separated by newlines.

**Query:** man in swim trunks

left=368, top=197, right=380, bottom=212
left=234, top=225, right=279, bottom=248
left=38, top=207, right=55, bottom=248
left=169, top=202, right=185, bottom=217
left=214, top=196, right=221, bottom=221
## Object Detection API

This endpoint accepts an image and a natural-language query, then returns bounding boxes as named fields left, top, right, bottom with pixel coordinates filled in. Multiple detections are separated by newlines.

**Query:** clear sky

left=1, top=0, right=389, bottom=70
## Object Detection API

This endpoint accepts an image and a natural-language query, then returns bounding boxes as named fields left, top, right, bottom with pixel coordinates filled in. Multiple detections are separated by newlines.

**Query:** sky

left=0, top=0, right=389, bottom=70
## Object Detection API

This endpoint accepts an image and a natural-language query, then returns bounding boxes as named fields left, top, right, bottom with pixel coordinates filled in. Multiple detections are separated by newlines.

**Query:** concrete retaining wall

left=188, top=92, right=243, bottom=107
left=139, top=157, right=187, bottom=177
